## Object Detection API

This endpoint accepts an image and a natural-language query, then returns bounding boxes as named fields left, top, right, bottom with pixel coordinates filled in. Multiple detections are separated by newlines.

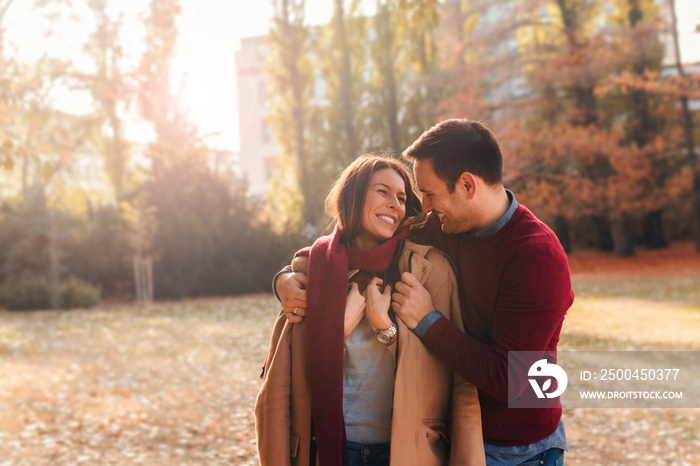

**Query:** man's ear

left=459, top=172, right=477, bottom=199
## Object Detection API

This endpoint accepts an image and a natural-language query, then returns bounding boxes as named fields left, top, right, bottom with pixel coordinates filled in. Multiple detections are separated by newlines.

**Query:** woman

left=255, top=155, right=484, bottom=466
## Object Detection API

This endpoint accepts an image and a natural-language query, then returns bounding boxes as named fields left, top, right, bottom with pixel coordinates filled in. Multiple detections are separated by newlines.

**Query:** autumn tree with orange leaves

left=518, top=0, right=637, bottom=256
left=668, top=0, right=700, bottom=252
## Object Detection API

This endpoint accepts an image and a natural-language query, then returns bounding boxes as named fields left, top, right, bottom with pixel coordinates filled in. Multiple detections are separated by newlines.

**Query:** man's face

left=413, top=159, right=475, bottom=234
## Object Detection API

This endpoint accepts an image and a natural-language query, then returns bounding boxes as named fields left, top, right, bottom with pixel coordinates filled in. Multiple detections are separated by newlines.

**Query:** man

left=275, top=119, right=574, bottom=465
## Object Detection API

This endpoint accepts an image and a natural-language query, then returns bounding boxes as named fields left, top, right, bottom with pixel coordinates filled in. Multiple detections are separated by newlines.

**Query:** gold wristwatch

left=376, top=323, right=397, bottom=345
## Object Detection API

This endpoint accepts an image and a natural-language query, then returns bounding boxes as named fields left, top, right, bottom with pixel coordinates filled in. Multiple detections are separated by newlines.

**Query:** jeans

left=347, top=440, right=390, bottom=466
left=518, top=448, right=565, bottom=466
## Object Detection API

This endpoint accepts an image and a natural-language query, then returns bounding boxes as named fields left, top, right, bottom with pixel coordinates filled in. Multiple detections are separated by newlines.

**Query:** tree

left=668, top=0, right=700, bottom=252
left=138, top=0, right=197, bottom=161
left=0, top=0, right=18, bottom=170
left=394, top=0, right=442, bottom=143
left=592, top=0, right=672, bottom=249
left=262, top=0, right=447, bottom=235
left=62, top=203, right=133, bottom=299
left=621, top=0, right=667, bottom=248
left=0, top=0, right=17, bottom=64
left=436, top=0, right=536, bottom=124
left=136, top=0, right=208, bottom=295
left=78, top=0, right=135, bottom=203
left=143, top=161, right=303, bottom=298
left=508, top=0, right=653, bottom=256
left=264, top=0, right=316, bottom=230
left=374, top=0, right=401, bottom=151
left=0, top=0, right=108, bottom=308
left=2, top=54, right=58, bottom=202
left=333, top=0, right=359, bottom=160
left=1, top=56, right=95, bottom=209
left=367, top=0, right=441, bottom=152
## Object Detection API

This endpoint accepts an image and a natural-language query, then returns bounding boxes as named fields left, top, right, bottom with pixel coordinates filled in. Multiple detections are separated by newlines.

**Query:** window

left=259, top=81, right=267, bottom=105
left=367, top=27, right=377, bottom=41
left=314, top=77, right=326, bottom=98
left=262, top=120, right=273, bottom=143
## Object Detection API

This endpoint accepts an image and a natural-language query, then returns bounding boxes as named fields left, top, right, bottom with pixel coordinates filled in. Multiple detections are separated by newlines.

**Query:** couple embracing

left=256, top=119, right=574, bottom=466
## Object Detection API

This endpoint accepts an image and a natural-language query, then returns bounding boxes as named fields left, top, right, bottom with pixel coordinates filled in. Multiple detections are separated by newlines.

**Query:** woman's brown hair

left=326, top=154, right=425, bottom=245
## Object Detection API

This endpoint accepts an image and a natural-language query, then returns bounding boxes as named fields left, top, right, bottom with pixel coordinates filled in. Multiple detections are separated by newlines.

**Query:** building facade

left=235, top=36, right=280, bottom=197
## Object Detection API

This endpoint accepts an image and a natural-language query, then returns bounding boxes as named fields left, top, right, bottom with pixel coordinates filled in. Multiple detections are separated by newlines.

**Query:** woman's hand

left=364, top=277, right=393, bottom=332
left=344, top=282, right=366, bottom=340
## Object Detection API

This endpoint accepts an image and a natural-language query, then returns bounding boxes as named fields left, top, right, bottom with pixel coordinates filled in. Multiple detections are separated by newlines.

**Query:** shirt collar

left=470, top=189, right=518, bottom=238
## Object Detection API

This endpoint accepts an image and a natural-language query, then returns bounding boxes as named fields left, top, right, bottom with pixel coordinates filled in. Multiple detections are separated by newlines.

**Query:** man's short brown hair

left=402, top=119, right=503, bottom=192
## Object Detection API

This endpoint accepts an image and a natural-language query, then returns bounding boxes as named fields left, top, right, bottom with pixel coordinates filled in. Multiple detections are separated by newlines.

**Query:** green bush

left=0, top=277, right=52, bottom=310
left=61, top=278, right=101, bottom=309
left=62, top=205, right=134, bottom=300
left=146, top=163, right=306, bottom=300
left=0, top=277, right=100, bottom=311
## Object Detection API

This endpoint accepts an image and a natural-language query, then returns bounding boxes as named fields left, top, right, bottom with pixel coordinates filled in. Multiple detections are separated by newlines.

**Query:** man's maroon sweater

left=422, top=204, right=574, bottom=446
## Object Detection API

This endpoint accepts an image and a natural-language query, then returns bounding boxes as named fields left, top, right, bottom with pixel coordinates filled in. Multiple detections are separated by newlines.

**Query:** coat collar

left=399, top=241, right=434, bottom=286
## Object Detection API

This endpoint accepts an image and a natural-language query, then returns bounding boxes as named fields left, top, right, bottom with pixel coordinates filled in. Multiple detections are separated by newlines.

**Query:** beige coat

left=255, top=240, right=485, bottom=466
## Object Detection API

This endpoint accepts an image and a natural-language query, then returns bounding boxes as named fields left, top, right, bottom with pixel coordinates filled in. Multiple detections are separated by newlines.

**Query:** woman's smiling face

left=352, top=168, right=407, bottom=249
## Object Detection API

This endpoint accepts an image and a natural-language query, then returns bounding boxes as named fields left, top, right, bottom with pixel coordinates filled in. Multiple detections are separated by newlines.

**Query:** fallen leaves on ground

left=1, top=243, right=700, bottom=465
left=0, top=295, right=278, bottom=465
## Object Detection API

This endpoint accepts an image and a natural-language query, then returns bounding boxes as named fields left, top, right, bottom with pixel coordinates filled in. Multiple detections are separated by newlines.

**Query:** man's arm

left=272, top=257, right=309, bottom=323
left=394, top=243, right=573, bottom=401
left=271, top=265, right=293, bottom=301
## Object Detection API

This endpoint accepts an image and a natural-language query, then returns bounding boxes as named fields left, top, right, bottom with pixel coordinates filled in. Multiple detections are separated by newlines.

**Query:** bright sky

left=173, top=0, right=333, bottom=152
left=2, top=0, right=699, bottom=153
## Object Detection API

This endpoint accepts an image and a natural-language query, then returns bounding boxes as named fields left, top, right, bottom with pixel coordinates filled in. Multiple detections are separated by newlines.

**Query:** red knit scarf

left=294, top=224, right=409, bottom=466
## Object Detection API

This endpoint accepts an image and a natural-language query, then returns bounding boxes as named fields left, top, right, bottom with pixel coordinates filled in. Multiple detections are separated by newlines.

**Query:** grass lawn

left=1, top=244, right=699, bottom=465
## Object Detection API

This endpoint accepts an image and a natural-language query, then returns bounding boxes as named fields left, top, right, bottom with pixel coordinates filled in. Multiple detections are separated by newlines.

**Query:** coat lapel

left=399, top=242, right=434, bottom=286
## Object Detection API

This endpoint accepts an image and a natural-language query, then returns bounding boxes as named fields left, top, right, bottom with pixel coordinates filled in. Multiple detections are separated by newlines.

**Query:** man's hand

left=345, top=283, right=366, bottom=340
left=277, top=272, right=307, bottom=323
left=392, top=272, right=435, bottom=330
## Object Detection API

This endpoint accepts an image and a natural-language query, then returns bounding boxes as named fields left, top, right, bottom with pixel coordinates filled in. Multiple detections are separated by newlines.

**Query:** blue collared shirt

left=470, top=189, right=519, bottom=239
left=413, top=189, right=568, bottom=464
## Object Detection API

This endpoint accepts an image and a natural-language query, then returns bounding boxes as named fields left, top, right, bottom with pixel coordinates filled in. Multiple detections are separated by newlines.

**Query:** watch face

left=377, top=324, right=396, bottom=344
